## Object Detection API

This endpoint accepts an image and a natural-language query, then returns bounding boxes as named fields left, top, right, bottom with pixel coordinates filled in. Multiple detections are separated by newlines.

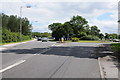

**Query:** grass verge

left=65, top=40, right=111, bottom=43
left=110, top=43, right=120, bottom=55
left=110, top=43, right=120, bottom=61
left=0, top=39, right=34, bottom=45
left=49, top=39, right=111, bottom=43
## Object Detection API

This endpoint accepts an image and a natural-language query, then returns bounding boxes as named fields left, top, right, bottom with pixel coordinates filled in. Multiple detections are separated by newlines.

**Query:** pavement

left=0, top=39, right=36, bottom=50
left=0, top=40, right=118, bottom=79
left=96, top=44, right=118, bottom=80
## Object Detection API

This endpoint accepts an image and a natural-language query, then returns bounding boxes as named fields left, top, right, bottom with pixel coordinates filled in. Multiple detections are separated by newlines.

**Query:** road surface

left=1, top=41, right=102, bottom=78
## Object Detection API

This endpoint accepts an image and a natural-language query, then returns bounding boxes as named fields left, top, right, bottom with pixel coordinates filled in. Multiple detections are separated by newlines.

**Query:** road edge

left=98, top=57, right=105, bottom=80
left=1, top=39, right=36, bottom=50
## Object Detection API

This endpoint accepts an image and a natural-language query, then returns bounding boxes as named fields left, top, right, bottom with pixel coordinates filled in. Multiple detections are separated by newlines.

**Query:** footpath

left=97, top=44, right=118, bottom=80
left=0, top=39, right=36, bottom=51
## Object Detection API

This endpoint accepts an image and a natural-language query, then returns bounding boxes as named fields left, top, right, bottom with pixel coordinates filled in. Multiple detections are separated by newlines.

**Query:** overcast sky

left=1, top=0, right=118, bottom=34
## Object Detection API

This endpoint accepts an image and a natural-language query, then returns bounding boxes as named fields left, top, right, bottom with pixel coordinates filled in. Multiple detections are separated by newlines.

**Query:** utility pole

left=20, top=6, right=22, bottom=41
left=19, top=5, right=31, bottom=41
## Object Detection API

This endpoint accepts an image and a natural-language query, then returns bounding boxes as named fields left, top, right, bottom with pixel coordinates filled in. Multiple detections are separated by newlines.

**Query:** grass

left=110, top=43, right=120, bottom=53
left=49, top=39, right=112, bottom=43
left=110, top=43, right=120, bottom=60
left=64, top=40, right=111, bottom=43
left=48, top=39, right=56, bottom=42
left=78, top=40, right=111, bottom=43
left=0, top=39, right=34, bottom=45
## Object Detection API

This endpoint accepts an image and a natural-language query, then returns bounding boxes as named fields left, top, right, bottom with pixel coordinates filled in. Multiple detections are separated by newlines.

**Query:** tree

left=41, top=32, right=51, bottom=37
left=62, top=22, right=73, bottom=40
left=1, top=13, right=32, bottom=43
left=48, top=23, right=63, bottom=40
left=2, top=13, right=9, bottom=28
left=48, top=15, right=101, bottom=41
left=78, top=32, right=87, bottom=38
left=91, top=26, right=100, bottom=37
left=70, top=15, right=88, bottom=36
left=109, top=34, right=118, bottom=39
left=99, top=33, right=104, bottom=40
left=2, top=13, right=32, bottom=36
left=48, top=23, right=62, bottom=31
left=105, top=33, right=109, bottom=40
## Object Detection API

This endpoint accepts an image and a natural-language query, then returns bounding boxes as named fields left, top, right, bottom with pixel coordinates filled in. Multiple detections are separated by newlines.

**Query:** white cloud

left=0, top=0, right=119, bottom=2
left=91, top=19, right=118, bottom=34
left=1, top=2, right=118, bottom=34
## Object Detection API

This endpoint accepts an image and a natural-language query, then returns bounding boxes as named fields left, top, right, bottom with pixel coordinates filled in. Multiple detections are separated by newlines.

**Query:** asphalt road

left=1, top=41, right=102, bottom=78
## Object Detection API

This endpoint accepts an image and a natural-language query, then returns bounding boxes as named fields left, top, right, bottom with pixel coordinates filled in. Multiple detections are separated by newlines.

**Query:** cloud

left=91, top=19, right=118, bottom=33
left=0, top=0, right=118, bottom=2
left=1, top=2, right=118, bottom=34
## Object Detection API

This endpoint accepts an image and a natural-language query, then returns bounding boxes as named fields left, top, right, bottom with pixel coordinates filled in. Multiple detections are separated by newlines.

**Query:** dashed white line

left=0, top=60, right=26, bottom=73
left=1, top=43, right=57, bottom=72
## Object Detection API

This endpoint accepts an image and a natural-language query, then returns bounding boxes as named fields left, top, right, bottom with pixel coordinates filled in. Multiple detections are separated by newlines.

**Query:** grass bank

left=0, top=38, right=34, bottom=45
left=49, top=39, right=112, bottom=43
left=110, top=43, right=120, bottom=56
left=64, top=40, right=111, bottom=43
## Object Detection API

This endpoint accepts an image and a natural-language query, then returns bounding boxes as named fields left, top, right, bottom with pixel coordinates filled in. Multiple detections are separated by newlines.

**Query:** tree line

left=48, top=15, right=103, bottom=41
left=48, top=15, right=120, bottom=41
left=32, top=32, right=51, bottom=38
left=1, top=13, right=32, bottom=43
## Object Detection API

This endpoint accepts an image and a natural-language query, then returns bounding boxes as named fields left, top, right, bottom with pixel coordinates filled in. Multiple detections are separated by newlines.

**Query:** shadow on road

left=2, top=44, right=115, bottom=60
left=2, top=48, right=47, bottom=54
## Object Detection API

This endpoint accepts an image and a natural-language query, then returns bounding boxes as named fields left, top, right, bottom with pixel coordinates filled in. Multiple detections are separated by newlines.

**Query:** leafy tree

left=91, top=26, right=100, bottom=37
left=70, top=15, right=88, bottom=36
left=62, top=22, right=73, bottom=40
left=48, top=15, right=102, bottom=41
left=109, top=34, right=118, bottom=39
left=2, top=13, right=32, bottom=36
left=48, top=23, right=63, bottom=40
left=78, top=32, right=87, bottom=38
left=99, top=33, right=104, bottom=40
left=48, top=23, right=62, bottom=31
left=1, top=13, right=32, bottom=43
left=32, top=32, right=41, bottom=37
left=105, top=33, right=110, bottom=40
left=41, top=32, right=51, bottom=37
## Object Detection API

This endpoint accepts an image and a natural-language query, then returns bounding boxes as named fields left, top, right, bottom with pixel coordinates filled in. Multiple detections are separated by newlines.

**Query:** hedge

left=80, top=35, right=99, bottom=40
left=2, top=29, right=31, bottom=43
left=72, top=37, right=79, bottom=42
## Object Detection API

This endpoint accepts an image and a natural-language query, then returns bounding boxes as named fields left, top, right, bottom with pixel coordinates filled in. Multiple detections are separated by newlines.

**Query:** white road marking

left=0, top=60, right=26, bottom=73
left=51, top=44, right=56, bottom=46
left=0, top=47, right=7, bottom=51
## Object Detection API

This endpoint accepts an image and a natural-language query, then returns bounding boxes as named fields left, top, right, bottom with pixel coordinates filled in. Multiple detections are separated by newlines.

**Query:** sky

left=0, top=0, right=119, bottom=34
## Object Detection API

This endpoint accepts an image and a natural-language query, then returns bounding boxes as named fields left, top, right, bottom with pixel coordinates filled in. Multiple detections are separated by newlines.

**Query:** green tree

left=109, top=34, right=118, bottom=39
left=70, top=15, right=88, bottom=36
left=62, top=22, right=73, bottom=40
left=99, top=33, right=104, bottom=40
left=91, top=26, right=100, bottom=37
left=1, top=13, right=32, bottom=42
left=105, top=33, right=109, bottom=40
left=48, top=23, right=63, bottom=40
left=41, top=32, right=51, bottom=37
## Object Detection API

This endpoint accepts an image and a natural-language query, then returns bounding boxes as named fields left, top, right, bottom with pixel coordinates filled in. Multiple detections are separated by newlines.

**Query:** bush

left=22, top=35, right=31, bottom=41
left=2, top=28, right=31, bottom=43
left=78, top=32, right=87, bottom=38
left=80, top=35, right=99, bottom=40
left=111, top=43, right=120, bottom=59
left=72, top=37, right=79, bottom=42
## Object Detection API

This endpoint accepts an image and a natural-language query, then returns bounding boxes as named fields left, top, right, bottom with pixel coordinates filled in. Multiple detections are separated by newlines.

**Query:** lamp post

left=20, top=5, right=31, bottom=41
left=118, top=20, right=120, bottom=39
left=20, top=6, right=22, bottom=41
